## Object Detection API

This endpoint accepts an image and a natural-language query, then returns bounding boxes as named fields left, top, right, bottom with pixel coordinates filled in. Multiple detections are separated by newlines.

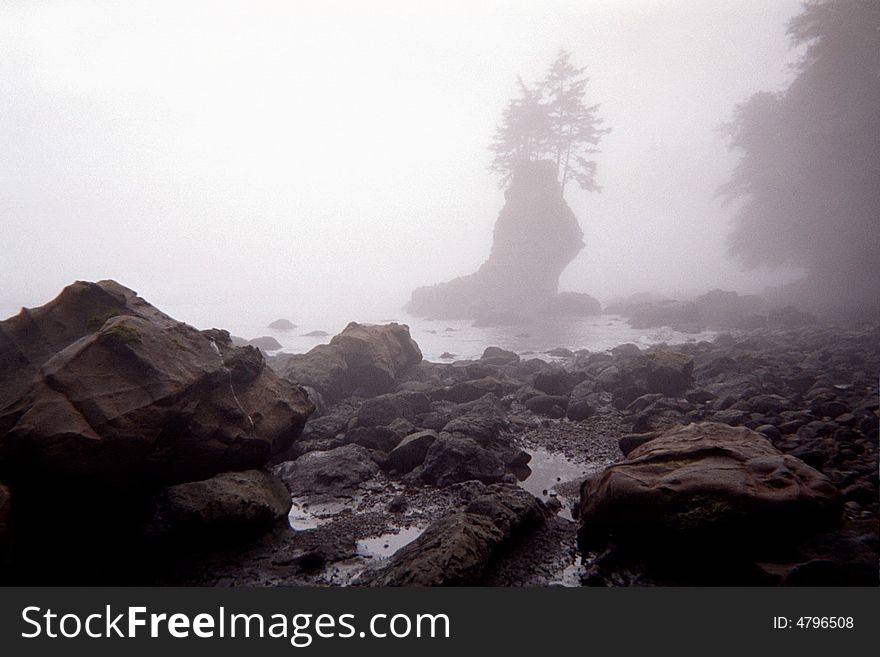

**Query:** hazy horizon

left=1, top=0, right=808, bottom=328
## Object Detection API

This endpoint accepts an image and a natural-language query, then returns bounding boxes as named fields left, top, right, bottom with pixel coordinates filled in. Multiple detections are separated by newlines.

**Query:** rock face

left=0, top=280, right=314, bottom=487
left=273, top=444, right=379, bottom=496
left=405, top=161, right=586, bottom=320
left=150, top=469, right=291, bottom=540
left=578, top=422, right=841, bottom=554
left=274, top=322, right=422, bottom=402
left=358, top=484, right=547, bottom=586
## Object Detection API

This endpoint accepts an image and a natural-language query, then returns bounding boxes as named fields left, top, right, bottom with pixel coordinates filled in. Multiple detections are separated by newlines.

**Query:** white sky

left=0, top=0, right=806, bottom=326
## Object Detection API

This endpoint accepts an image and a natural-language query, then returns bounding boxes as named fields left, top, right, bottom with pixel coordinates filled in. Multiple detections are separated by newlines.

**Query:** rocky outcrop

left=0, top=280, right=314, bottom=488
left=406, top=161, right=587, bottom=320
left=149, top=469, right=291, bottom=540
left=357, top=484, right=547, bottom=586
left=274, top=322, right=422, bottom=402
left=578, top=422, right=841, bottom=554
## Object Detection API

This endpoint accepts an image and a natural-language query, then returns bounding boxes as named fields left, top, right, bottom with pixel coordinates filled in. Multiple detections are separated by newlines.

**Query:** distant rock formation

left=406, top=160, right=591, bottom=322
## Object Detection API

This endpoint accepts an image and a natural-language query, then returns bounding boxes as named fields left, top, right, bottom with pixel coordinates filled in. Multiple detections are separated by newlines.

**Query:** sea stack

left=406, top=160, right=587, bottom=322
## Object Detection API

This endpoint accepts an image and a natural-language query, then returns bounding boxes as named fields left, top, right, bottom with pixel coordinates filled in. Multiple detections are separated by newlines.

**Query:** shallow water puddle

left=357, top=526, right=426, bottom=559
left=516, top=446, right=590, bottom=521
left=287, top=496, right=358, bottom=530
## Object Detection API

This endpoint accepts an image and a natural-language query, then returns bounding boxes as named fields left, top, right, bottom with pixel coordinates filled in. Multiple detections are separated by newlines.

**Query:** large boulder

left=418, top=436, right=507, bottom=487
left=356, top=391, right=430, bottom=427
left=149, top=469, right=291, bottom=540
left=578, top=422, right=841, bottom=554
left=275, top=322, right=422, bottom=402
left=384, top=430, right=438, bottom=474
left=405, top=160, right=584, bottom=319
left=618, top=349, right=694, bottom=396
left=274, top=444, right=379, bottom=496
left=358, top=484, right=547, bottom=586
left=0, top=280, right=314, bottom=487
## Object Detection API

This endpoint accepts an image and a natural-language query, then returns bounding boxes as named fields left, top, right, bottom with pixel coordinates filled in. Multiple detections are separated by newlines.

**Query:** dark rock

left=525, top=394, right=569, bottom=416
left=545, top=347, right=575, bottom=358
left=712, top=409, right=750, bottom=426
left=405, top=161, right=584, bottom=320
left=579, top=423, right=841, bottom=555
left=480, top=346, right=519, bottom=365
left=533, top=368, right=577, bottom=396
left=274, top=444, right=379, bottom=495
left=618, top=432, right=661, bottom=457
left=685, top=389, right=717, bottom=404
left=342, top=426, right=401, bottom=453
left=268, top=319, right=296, bottom=330
left=442, top=415, right=506, bottom=443
left=358, top=484, right=546, bottom=586
left=276, top=322, right=422, bottom=402
left=248, top=336, right=283, bottom=351
left=149, top=470, right=290, bottom=540
left=419, top=436, right=506, bottom=487
left=442, top=377, right=506, bottom=403
left=0, top=280, right=313, bottom=488
left=566, top=399, right=595, bottom=421
left=355, top=391, right=431, bottom=427
left=384, top=430, right=438, bottom=474
left=439, top=352, right=456, bottom=360
left=387, top=496, right=409, bottom=513
left=620, top=349, right=694, bottom=396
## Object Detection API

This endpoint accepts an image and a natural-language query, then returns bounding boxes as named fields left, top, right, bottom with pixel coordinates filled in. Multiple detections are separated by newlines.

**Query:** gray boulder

left=274, top=444, right=379, bottom=495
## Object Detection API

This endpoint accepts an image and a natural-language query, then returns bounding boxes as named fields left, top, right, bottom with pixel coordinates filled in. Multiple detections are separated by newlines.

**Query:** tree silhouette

left=720, top=0, right=880, bottom=310
left=489, top=50, right=609, bottom=194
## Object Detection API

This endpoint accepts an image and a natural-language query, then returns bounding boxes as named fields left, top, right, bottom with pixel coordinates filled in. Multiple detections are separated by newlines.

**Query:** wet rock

left=384, top=430, right=439, bottom=474
left=566, top=399, right=595, bottom=421
left=386, top=496, right=409, bottom=513
left=149, top=470, right=291, bottom=540
left=480, top=346, right=519, bottom=365
left=619, top=349, right=694, bottom=396
left=418, top=436, right=506, bottom=487
left=579, top=423, right=841, bottom=555
left=618, top=431, right=661, bottom=457
left=355, top=391, right=431, bottom=427
left=525, top=394, right=569, bottom=416
left=274, top=444, right=379, bottom=495
left=442, top=415, right=506, bottom=442
left=358, top=484, right=547, bottom=586
left=276, top=322, right=422, bottom=402
left=0, top=280, right=313, bottom=487
left=342, top=426, right=402, bottom=453
left=442, top=377, right=506, bottom=403
left=533, top=368, right=577, bottom=396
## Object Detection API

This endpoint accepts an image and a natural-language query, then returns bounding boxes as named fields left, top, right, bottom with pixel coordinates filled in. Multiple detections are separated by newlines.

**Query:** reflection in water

left=357, top=526, right=426, bottom=559
left=516, top=447, right=592, bottom=522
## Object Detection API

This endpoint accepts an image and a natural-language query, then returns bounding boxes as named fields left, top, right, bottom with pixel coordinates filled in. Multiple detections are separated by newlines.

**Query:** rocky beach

left=0, top=280, right=876, bottom=586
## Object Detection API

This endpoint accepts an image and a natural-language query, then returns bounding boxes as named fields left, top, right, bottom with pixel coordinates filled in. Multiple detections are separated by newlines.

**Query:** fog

left=0, top=0, right=808, bottom=328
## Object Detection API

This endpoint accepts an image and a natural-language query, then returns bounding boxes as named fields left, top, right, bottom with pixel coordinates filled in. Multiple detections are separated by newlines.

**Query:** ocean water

left=164, top=304, right=715, bottom=362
